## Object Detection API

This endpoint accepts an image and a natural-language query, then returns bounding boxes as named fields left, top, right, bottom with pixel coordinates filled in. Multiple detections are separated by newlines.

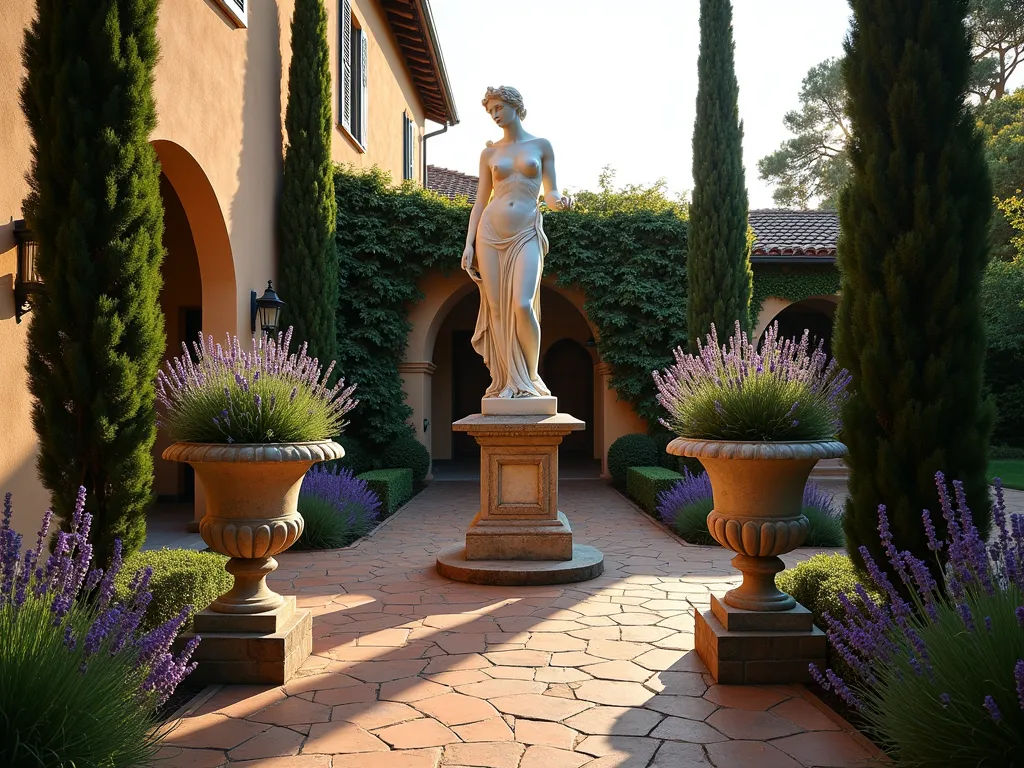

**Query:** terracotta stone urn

left=666, top=437, right=847, bottom=612
left=163, top=440, right=344, bottom=614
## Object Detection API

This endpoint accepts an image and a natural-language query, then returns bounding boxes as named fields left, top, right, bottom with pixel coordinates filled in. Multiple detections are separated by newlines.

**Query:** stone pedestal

left=436, top=407, right=604, bottom=585
left=175, top=595, right=312, bottom=685
left=694, top=595, right=825, bottom=685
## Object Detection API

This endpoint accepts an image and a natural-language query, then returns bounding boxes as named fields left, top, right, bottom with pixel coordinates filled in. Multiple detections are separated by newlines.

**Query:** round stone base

left=436, top=544, right=604, bottom=586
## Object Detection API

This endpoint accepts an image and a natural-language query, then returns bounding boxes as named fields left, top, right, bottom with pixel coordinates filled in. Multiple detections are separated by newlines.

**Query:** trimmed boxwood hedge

left=626, top=466, right=683, bottom=514
left=607, top=433, right=662, bottom=489
left=114, top=548, right=232, bottom=633
left=379, top=434, right=431, bottom=485
left=357, top=468, right=413, bottom=516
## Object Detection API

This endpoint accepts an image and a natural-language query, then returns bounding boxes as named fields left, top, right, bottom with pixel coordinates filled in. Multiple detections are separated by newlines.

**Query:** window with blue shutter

left=339, top=2, right=368, bottom=150
left=339, top=0, right=352, bottom=133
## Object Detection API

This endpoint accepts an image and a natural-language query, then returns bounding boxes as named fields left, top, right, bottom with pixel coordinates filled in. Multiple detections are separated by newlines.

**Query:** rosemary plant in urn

left=158, top=329, right=356, bottom=623
left=654, top=322, right=850, bottom=612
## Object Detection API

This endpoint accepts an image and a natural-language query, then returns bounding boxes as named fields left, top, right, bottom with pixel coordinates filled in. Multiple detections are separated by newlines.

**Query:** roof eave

left=413, top=0, right=459, bottom=126
left=750, top=255, right=837, bottom=264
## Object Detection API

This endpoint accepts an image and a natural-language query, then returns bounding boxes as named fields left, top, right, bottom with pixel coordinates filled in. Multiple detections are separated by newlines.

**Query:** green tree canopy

left=968, top=0, right=1024, bottom=103
left=569, top=166, right=688, bottom=217
left=761, top=1, right=1024, bottom=209
left=756, top=58, right=851, bottom=209
left=976, top=87, right=1024, bottom=257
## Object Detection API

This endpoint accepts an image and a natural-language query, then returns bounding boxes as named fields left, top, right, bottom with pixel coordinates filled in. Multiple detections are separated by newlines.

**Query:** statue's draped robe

left=472, top=173, right=551, bottom=399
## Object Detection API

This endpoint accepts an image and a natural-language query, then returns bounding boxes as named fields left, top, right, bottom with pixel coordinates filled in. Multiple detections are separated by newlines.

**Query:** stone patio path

left=154, top=480, right=884, bottom=768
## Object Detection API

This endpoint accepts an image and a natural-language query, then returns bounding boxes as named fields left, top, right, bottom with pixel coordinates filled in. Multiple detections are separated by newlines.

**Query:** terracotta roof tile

left=749, top=209, right=838, bottom=257
left=426, top=165, right=478, bottom=203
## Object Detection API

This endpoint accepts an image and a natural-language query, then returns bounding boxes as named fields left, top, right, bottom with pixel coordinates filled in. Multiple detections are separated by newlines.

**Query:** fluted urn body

left=667, top=438, right=847, bottom=611
left=163, top=440, right=344, bottom=614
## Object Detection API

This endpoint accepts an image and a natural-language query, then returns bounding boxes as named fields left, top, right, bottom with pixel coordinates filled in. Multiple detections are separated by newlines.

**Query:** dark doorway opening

left=762, top=299, right=836, bottom=359
left=541, top=338, right=594, bottom=457
left=178, top=306, right=202, bottom=502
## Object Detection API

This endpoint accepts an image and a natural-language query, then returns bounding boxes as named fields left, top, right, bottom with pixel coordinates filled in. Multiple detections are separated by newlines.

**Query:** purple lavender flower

left=300, top=466, right=382, bottom=534
left=1, top=488, right=201, bottom=709
left=984, top=695, right=1002, bottom=722
left=957, top=603, right=976, bottom=632
left=817, top=474, right=1024, bottom=746
left=922, top=508, right=944, bottom=552
left=656, top=467, right=713, bottom=526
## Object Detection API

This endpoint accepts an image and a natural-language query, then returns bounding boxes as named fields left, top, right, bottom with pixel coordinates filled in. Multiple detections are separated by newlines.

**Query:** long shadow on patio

left=153, top=481, right=883, bottom=768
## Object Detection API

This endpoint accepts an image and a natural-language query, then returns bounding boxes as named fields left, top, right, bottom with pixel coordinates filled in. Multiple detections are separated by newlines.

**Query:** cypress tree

left=688, top=0, right=753, bottom=349
left=836, top=0, right=994, bottom=579
left=20, top=0, right=166, bottom=564
left=280, top=0, right=338, bottom=367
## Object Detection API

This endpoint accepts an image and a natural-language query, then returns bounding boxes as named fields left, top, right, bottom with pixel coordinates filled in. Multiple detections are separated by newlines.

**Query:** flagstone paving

left=154, top=480, right=884, bottom=768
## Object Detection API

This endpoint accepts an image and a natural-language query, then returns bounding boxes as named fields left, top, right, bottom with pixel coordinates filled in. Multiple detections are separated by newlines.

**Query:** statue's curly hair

left=481, top=86, right=527, bottom=120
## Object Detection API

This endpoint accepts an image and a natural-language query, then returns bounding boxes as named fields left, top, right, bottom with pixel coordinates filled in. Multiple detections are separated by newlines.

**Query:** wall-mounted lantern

left=13, top=220, right=42, bottom=324
left=250, top=280, right=285, bottom=336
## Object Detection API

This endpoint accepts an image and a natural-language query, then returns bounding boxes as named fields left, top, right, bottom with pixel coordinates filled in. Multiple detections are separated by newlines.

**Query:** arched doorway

left=760, top=297, right=838, bottom=358
left=541, top=339, right=594, bottom=457
left=431, top=284, right=598, bottom=469
left=148, top=140, right=236, bottom=534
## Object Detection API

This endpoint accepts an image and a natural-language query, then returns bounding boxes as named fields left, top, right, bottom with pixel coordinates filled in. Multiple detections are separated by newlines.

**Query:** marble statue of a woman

left=462, top=86, right=572, bottom=405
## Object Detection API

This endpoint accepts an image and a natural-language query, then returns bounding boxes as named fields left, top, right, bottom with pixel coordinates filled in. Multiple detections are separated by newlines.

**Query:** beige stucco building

left=0, top=0, right=457, bottom=538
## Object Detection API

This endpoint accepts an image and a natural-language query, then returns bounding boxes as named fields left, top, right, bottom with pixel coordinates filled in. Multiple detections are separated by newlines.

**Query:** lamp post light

left=250, top=280, right=285, bottom=337
left=13, top=220, right=43, bottom=324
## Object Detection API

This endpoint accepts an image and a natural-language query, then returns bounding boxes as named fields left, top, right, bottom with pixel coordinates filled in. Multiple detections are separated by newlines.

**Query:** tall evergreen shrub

left=688, top=0, right=753, bottom=349
left=21, top=0, right=166, bottom=564
left=836, top=0, right=994, bottom=579
left=280, top=0, right=338, bottom=366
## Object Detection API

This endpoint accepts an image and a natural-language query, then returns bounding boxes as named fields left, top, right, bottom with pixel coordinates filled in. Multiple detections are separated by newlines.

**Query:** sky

left=423, top=0, right=859, bottom=209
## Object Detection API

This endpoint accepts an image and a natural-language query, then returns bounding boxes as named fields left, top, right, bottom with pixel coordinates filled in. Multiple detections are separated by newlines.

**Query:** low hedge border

left=114, top=549, right=232, bottom=633
left=357, top=468, right=413, bottom=516
left=626, top=466, right=683, bottom=515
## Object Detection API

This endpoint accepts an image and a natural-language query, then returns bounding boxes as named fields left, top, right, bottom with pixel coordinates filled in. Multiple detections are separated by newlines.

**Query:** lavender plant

left=1, top=489, right=199, bottom=767
left=813, top=474, right=1024, bottom=766
left=156, top=327, right=358, bottom=444
left=657, top=467, right=716, bottom=545
left=653, top=321, right=851, bottom=441
left=293, top=466, right=382, bottom=550
left=801, top=482, right=846, bottom=548
left=657, top=470, right=845, bottom=547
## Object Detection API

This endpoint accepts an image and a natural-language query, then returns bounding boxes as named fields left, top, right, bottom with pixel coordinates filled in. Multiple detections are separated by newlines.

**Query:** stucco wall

left=0, top=0, right=435, bottom=538
left=0, top=0, right=48, bottom=539
left=330, top=0, right=425, bottom=181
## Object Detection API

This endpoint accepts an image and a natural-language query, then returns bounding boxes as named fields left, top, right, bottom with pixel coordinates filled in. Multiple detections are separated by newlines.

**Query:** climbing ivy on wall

left=541, top=212, right=689, bottom=424
left=334, top=167, right=465, bottom=449
left=750, top=265, right=841, bottom=327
